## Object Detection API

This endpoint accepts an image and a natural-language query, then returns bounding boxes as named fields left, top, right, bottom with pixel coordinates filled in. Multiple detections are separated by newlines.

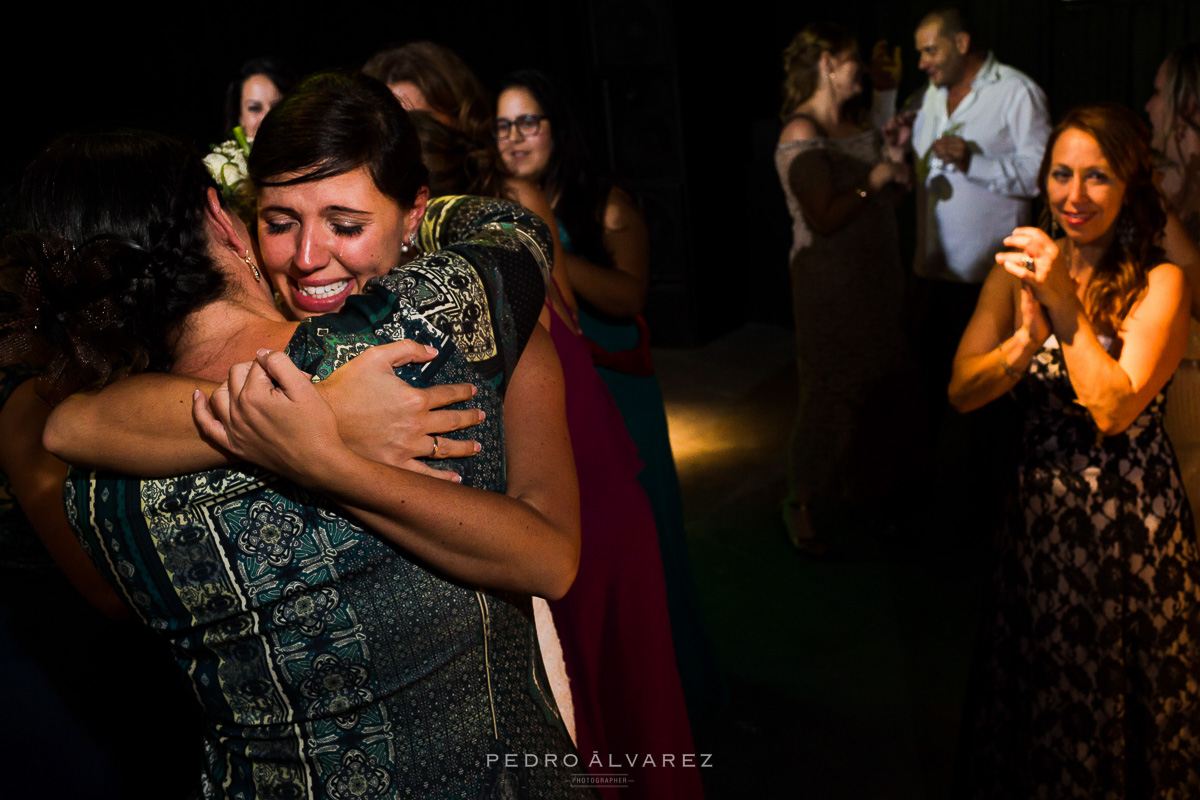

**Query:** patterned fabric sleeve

left=375, top=195, right=552, bottom=396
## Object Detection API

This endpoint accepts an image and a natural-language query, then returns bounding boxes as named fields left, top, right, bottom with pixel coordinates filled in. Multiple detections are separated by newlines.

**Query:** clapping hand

left=997, top=227, right=1075, bottom=306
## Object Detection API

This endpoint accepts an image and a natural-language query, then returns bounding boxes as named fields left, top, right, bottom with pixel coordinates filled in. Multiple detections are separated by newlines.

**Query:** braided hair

left=0, top=131, right=226, bottom=403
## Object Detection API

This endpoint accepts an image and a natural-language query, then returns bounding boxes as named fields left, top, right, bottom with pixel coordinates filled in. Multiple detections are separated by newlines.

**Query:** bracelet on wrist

left=998, top=347, right=1023, bottom=379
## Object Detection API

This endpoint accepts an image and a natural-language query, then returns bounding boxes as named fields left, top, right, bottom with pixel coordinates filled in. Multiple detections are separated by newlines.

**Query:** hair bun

left=0, top=230, right=151, bottom=404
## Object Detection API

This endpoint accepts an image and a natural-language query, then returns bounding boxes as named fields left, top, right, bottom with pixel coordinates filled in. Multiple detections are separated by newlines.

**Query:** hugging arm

left=195, top=327, right=580, bottom=599
left=0, top=380, right=128, bottom=619
left=42, top=342, right=481, bottom=477
left=948, top=264, right=1043, bottom=413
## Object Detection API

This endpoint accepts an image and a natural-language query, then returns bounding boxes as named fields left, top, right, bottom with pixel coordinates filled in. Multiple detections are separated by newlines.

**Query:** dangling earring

left=244, top=249, right=261, bottom=282
left=1117, top=210, right=1136, bottom=252
left=399, top=231, right=418, bottom=255
left=1049, top=216, right=1062, bottom=240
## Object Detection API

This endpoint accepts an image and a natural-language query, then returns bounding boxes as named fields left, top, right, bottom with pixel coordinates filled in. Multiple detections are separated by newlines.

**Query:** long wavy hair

left=0, top=131, right=226, bottom=403
left=1155, top=42, right=1200, bottom=155
left=409, top=111, right=505, bottom=198
left=1038, top=104, right=1166, bottom=335
left=363, top=47, right=506, bottom=203
left=779, top=22, right=858, bottom=120
left=362, top=42, right=495, bottom=148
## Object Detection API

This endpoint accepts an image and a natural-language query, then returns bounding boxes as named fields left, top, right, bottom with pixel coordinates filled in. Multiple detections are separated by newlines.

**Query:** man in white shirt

left=892, top=7, right=1051, bottom=534
left=910, top=9, right=1051, bottom=287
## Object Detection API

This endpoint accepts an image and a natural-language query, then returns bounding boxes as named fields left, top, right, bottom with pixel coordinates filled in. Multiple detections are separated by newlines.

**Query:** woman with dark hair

left=16, top=94, right=591, bottom=795
left=497, top=68, right=725, bottom=719
left=222, top=57, right=293, bottom=141
left=949, top=104, right=1200, bottom=797
left=775, top=22, right=912, bottom=552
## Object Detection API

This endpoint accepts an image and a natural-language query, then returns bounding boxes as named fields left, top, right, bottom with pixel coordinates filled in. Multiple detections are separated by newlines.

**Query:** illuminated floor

left=654, top=323, right=984, bottom=799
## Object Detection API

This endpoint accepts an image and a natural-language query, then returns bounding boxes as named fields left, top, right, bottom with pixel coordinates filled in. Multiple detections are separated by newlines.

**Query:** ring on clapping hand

left=1022, top=256, right=1035, bottom=272
left=430, top=436, right=440, bottom=458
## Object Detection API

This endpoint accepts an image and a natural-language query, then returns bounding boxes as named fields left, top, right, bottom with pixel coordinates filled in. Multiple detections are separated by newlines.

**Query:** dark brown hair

left=0, top=131, right=226, bottom=403
left=248, top=71, right=428, bottom=209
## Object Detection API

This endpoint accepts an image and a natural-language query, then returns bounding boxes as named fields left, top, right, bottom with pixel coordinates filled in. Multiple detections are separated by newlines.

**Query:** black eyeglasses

left=495, top=114, right=547, bottom=139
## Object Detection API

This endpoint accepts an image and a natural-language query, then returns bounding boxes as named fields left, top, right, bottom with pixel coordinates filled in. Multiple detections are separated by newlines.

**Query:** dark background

left=4, top=0, right=1200, bottom=346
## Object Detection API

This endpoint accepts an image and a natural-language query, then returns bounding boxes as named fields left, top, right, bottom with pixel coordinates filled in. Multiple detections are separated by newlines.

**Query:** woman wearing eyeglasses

left=372, top=52, right=703, bottom=797
left=496, top=69, right=726, bottom=725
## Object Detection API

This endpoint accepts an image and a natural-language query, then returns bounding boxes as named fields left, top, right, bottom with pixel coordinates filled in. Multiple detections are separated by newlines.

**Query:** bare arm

left=45, top=375, right=230, bottom=473
left=1051, top=264, right=1189, bottom=435
left=0, top=381, right=128, bottom=619
left=999, top=227, right=1190, bottom=435
left=948, top=264, right=1045, bottom=412
left=559, top=187, right=650, bottom=319
left=782, top=117, right=906, bottom=236
left=43, top=342, right=481, bottom=476
left=195, top=329, right=580, bottom=599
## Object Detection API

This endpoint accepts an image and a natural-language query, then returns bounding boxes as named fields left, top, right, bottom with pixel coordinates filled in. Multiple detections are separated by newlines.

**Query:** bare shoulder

left=603, top=186, right=646, bottom=232
left=779, top=115, right=821, bottom=145
left=1123, top=261, right=1188, bottom=326
left=1146, top=261, right=1187, bottom=295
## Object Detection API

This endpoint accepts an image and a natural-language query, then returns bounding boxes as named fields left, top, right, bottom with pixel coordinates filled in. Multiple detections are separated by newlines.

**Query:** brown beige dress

left=775, top=125, right=910, bottom=504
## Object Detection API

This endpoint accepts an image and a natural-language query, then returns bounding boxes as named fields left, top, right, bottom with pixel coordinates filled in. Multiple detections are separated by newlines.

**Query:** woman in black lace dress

left=949, top=104, right=1200, bottom=797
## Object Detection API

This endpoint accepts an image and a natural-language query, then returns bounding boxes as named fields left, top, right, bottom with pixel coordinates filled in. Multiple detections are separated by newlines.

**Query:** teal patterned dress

left=64, top=197, right=590, bottom=799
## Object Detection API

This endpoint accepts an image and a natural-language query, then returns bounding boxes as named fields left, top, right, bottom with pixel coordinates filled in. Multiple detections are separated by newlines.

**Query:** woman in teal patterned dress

left=7, top=105, right=592, bottom=798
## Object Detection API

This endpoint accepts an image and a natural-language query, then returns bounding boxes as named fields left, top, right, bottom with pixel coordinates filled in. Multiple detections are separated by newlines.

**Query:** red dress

left=545, top=290, right=704, bottom=799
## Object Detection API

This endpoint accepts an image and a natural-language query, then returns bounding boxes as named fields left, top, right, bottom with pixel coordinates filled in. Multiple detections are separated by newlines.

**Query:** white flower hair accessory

left=203, top=126, right=252, bottom=197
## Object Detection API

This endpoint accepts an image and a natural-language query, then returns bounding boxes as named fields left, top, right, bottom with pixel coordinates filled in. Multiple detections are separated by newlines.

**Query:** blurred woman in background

left=221, top=57, right=292, bottom=141
left=497, top=68, right=725, bottom=720
left=775, top=22, right=912, bottom=553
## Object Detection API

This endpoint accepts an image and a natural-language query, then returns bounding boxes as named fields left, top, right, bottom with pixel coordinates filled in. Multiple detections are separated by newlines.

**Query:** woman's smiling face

left=497, top=87, right=553, bottom=182
left=1046, top=127, right=1128, bottom=247
left=256, top=167, right=423, bottom=318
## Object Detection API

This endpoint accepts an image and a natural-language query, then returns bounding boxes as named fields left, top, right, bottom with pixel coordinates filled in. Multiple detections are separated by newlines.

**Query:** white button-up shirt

left=912, top=52, right=1051, bottom=283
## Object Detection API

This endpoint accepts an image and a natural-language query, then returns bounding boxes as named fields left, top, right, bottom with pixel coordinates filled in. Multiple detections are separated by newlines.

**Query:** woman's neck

left=799, top=88, right=852, bottom=133
left=170, top=291, right=297, bottom=383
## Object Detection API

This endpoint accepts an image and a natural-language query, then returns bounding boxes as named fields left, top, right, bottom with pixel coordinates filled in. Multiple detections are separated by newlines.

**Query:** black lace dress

left=966, top=334, right=1200, bottom=798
